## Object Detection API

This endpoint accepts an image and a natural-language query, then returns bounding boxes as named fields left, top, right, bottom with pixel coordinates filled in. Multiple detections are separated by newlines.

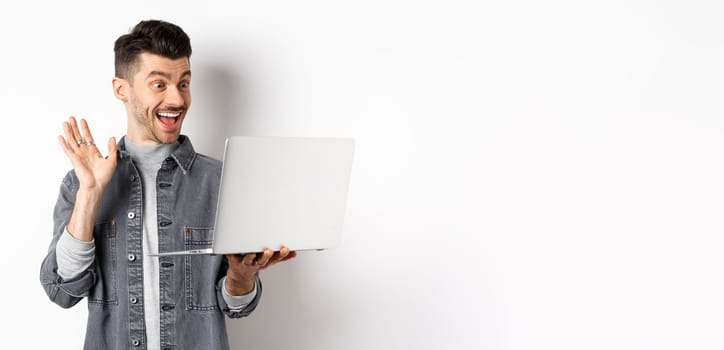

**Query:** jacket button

left=128, top=254, right=136, bottom=262
left=127, top=212, right=135, bottom=219
left=130, top=297, right=138, bottom=304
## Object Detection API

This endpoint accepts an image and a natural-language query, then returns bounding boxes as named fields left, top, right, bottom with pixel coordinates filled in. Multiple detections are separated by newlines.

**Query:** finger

left=279, top=246, right=290, bottom=257
left=271, top=248, right=296, bottom=265
left=268, top=248, right=289, bottom=264
left=242, top=253, right=257, bottom=266
left=63, top=121, right=80, bottom=149
left=259, top=250, right=296, bottom=270
left=274, top=246, right=293, bottom=261
left=226, top=254, right=243, bottom=264
left=80, top=119, right=96, bottom=146
left=257, top=248, right=274, bottom=265
left=69, top=116, right=83, bottom=143
left=279, top=250, right=297, bottom=263
left=58, top=135, right=73, bottom=156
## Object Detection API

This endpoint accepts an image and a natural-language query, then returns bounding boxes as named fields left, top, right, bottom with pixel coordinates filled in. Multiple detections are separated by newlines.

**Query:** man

left=39, top=20, right=295, bottom=350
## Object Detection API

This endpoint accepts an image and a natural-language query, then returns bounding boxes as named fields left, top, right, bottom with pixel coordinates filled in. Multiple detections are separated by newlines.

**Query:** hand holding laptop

left=224, top=246, right=297, bottom=295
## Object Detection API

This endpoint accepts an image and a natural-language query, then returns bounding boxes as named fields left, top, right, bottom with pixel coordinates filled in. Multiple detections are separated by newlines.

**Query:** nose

left=165, top=85, right=185, bottom=107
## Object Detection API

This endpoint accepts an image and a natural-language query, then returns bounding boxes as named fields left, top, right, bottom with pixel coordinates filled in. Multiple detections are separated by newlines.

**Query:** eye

left=152, top=81, right=165, bottom=89
left=179, top=81, right=190, bottom=89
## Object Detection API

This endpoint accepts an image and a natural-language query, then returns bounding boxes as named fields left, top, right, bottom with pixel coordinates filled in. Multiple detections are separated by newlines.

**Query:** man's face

left=122, top=52, right=191, bottom=144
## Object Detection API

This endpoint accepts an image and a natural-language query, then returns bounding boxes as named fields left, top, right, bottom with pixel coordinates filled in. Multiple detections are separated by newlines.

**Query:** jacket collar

left=118, top=135, right=197, bottom=174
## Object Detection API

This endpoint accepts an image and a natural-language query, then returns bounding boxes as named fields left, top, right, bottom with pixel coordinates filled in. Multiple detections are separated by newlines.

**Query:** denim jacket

left=40, top=135, right=261, bottom=350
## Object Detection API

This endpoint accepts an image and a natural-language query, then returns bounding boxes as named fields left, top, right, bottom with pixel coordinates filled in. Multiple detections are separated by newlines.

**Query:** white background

left=2, top=1, right=723, bottom=349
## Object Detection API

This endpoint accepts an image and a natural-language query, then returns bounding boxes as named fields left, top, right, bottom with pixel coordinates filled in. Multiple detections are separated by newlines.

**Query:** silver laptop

left=151, top=136, right=355, bottom=256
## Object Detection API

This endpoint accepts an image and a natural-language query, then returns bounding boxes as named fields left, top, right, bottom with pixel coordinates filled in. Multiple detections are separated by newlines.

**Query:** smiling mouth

left=156, top=110, right=183, bottom=128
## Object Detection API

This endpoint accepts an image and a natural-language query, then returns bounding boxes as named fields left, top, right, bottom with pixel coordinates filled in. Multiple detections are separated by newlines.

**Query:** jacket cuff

left=56, top=272, right=95, bottom=298
left=217, top=274, right=262, bottom=318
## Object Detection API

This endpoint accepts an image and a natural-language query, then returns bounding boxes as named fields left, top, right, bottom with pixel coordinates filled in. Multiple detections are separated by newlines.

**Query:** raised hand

left=58, top=116, right=118, bottom=192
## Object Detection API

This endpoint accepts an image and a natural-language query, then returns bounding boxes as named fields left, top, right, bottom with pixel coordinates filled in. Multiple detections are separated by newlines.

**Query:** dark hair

left=114, top=20, right=192, bottom=80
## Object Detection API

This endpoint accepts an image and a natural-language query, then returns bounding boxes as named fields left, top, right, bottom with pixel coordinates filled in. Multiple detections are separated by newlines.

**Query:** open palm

left=58, top=117, right=118, bottom=191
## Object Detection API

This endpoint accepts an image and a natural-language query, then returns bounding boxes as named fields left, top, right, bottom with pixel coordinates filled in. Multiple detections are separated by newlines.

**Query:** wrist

left=76, top=186, right=105, bottom=201
left=225, top=273, right=256, bottom=296
left=67, top=188, right=105, bottom=242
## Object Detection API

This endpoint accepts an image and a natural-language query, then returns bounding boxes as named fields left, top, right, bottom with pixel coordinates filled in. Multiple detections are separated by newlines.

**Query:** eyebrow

left=146, top=70, right=192, bottom=80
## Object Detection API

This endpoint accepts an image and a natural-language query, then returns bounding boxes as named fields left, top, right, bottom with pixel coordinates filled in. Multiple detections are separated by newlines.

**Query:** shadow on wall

left=190, top=59, right=320, bottom=346
left=227, top=264, right=304, bottom=347
left=226, top=258, right=342, bottom=349
left=191, top=58, right=338, bottom=348
left=186, top=61, right=253, bottom=159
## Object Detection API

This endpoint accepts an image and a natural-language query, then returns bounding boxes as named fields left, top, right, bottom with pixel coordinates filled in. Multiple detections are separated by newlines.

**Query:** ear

left=112, top=77, right=129, bottom=102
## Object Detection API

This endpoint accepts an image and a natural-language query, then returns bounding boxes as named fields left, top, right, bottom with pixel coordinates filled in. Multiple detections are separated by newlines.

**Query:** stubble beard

left=132, top=102, right=160, bottom=144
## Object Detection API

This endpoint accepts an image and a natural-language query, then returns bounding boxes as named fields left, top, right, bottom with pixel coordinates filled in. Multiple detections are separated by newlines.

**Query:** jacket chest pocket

left=183, top=227, right=221, bottom=311
left=89, top=220, right=118, bottom=305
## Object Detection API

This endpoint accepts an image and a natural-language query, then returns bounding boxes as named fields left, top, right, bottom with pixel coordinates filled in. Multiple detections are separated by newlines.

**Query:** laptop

left=151, top=136, right=355, bottom=256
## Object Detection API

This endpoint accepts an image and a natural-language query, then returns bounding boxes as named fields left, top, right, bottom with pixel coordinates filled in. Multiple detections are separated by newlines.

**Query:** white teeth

left=157, top=112, right=180, bottom=118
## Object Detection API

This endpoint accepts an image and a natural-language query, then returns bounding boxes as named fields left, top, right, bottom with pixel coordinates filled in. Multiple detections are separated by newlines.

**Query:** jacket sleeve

left=215, top=256, right=263, bottom=318
left=39, top=171, right=97, bottom=308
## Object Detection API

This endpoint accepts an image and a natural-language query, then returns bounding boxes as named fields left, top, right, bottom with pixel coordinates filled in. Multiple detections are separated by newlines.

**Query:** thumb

left=106, top=137, right=118, bottom=161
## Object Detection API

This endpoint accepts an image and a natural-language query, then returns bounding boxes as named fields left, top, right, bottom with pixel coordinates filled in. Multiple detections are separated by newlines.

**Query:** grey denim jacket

left=40, top=135, right=261, bottom=350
